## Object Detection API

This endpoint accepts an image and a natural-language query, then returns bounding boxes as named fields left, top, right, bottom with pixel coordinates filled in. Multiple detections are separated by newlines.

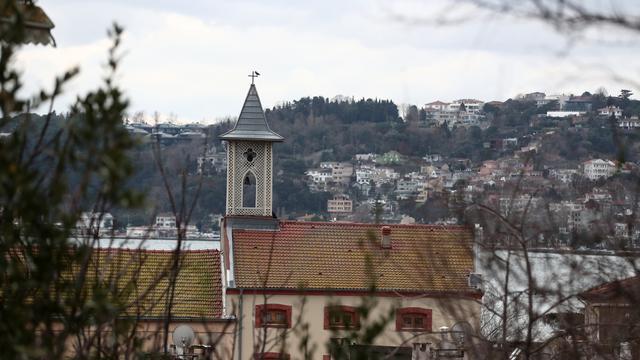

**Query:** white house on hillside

left=424, top=100, right=449, bottom=111
left=618, top=116, right=640, bottom=129
left=598, top=106, right=622, bottom=118
left=582, top=159, right=616, bottom=180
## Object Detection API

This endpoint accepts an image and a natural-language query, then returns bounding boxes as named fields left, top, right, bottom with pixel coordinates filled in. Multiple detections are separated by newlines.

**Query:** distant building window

left=396, top=308, right=432, bottom=332
left=255, top=304, right=292, bottom=328
left=324, top=306, right=360, bottom=330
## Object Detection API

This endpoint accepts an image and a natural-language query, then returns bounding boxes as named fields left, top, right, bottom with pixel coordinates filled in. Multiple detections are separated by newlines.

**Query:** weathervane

left=248, top=70, right=260, bottom=84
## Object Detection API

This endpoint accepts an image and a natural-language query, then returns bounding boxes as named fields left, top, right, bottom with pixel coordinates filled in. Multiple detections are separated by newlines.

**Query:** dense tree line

left=270, top=96, right=399, bottom=124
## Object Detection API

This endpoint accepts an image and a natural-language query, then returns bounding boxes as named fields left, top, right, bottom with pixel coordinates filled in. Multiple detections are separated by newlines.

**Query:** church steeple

left=220, top=84, right=283, bottom=142
left=220, top=82, right=283, bottom=217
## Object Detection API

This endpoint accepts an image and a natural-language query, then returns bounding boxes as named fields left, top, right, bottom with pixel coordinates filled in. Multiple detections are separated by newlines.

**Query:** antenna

left=172, top=324, right=195, bottom=355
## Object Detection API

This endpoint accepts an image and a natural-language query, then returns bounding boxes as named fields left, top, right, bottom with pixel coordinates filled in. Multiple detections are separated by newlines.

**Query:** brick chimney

left=381, top=226, right=391, bottom=249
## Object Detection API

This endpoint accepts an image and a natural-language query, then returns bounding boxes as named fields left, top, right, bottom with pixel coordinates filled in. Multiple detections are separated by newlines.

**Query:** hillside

left=8, top=91, right=640, bottom=231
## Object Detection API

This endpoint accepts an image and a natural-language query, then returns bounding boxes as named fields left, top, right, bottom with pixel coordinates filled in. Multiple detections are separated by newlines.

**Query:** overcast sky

left=17, top=0, right=640, bottom=123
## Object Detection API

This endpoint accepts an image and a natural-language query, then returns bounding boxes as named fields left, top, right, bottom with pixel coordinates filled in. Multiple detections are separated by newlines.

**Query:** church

left=219, top=81, right=482, bottom=360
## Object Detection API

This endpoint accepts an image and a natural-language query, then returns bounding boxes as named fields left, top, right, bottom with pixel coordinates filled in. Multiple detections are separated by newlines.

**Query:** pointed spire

left=219, top=84, right=283, bottom=142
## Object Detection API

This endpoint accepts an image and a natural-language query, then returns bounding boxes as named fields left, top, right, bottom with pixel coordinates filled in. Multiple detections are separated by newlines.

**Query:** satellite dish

left=173, top=324, right=195, bottom=355
left=451, top=322, right=473, bottom=344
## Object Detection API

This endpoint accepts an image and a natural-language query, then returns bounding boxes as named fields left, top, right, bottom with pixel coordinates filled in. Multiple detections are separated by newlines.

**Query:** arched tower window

left=243, top=172, right=257, bottom=208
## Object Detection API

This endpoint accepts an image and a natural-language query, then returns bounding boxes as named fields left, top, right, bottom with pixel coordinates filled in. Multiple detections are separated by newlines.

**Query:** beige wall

left=53, top=320, right=235, bottom=359
left=228, top=293, right=481, bottom=360
left=133, top=321, right=236, bottom=358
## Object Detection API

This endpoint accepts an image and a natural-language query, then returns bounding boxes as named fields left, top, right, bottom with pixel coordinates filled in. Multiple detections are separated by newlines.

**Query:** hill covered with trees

left=10, top=90, right=640, bottom=228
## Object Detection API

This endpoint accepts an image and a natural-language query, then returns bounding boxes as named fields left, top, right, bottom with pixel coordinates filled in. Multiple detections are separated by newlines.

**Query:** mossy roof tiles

left=75, top=249, right=222, bottom=319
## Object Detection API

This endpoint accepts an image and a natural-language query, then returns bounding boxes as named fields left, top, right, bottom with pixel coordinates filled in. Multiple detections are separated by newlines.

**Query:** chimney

left=473, top=224, right=484, bottom=273
left=439, top=326, right=449, bottom=339
left=381, top=226, right=391, bottom=249
left=474, top=223, right=484, bottom=244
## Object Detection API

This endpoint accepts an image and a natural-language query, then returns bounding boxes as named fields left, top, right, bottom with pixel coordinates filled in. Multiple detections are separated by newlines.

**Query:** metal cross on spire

left=248, top=70, right=260, bottom=84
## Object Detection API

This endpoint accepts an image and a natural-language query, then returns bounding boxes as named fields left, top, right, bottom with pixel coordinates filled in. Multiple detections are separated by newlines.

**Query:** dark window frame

left=255, top=304, right=292, bottom=329
left=395, top=307, right=432, bottom=332
left=324, top=306, right=360, bottom=330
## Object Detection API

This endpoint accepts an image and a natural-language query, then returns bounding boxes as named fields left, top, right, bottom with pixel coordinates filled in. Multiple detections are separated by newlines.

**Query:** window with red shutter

left=324, top=306, right=360, bottom=330
left=255, top=304, right=292, bottom=328
left=395, top=307, right=432, bottom=332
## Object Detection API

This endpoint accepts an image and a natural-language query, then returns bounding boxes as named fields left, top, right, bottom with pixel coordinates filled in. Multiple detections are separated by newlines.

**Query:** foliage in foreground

left=0, top=10, right=146, bottom=357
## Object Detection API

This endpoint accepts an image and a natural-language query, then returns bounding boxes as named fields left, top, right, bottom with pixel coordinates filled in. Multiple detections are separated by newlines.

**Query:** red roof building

left=220, top=83, right=482, bottom=360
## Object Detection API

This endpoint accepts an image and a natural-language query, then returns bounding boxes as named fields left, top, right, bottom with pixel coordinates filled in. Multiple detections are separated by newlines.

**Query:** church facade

left=220, top=83, right=482, bottom=360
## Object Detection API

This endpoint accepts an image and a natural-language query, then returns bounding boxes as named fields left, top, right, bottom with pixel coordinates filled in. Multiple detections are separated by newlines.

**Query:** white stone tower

left=219, top=83, right=283, bottom=217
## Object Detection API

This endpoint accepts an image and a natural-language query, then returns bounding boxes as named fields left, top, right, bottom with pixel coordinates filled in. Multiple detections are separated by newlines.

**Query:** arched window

left=243, top=172, right=256, bottom=207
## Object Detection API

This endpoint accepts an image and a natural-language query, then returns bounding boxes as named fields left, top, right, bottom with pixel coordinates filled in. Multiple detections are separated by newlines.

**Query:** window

left=255, top=304, right=292, bottom=328
left=330, top=311, right=355, bottom=328
left=395, top=308, right=432, bottom=332
left=243, top=172, right=256, bottom=207
left=263, top=309, right=287, bottom=326
left=402, top=314, right=424, bottom=329
left=324, top=306, right=360, bottom=330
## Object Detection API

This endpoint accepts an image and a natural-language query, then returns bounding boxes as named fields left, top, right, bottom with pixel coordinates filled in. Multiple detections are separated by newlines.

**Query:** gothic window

left=243, top=172, right=257, bottom=207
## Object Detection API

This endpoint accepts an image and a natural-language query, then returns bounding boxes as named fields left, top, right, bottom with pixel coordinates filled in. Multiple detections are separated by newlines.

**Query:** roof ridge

left=92, top=248, right=220, bottom=255
left=581, top=274, right=640, bottom=296
left=278, top=220, right=470, bottom=229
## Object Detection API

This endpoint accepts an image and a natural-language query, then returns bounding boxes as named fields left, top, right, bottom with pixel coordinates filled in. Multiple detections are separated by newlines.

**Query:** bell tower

left=220, top=81, right=283, bottom=217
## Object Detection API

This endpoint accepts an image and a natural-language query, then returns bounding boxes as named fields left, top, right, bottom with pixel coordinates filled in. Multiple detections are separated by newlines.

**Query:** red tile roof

left=579, top=275, right=640, bottom=302
left=455, top=99, right=483, bottom=104
left=232, top=221, right=476, bottom=294
left=78, top=249, right=223, bottom=319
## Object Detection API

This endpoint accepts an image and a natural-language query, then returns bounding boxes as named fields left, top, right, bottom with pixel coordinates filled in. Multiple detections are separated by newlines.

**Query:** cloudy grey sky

left=17, top=0, right=640, bottom=123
